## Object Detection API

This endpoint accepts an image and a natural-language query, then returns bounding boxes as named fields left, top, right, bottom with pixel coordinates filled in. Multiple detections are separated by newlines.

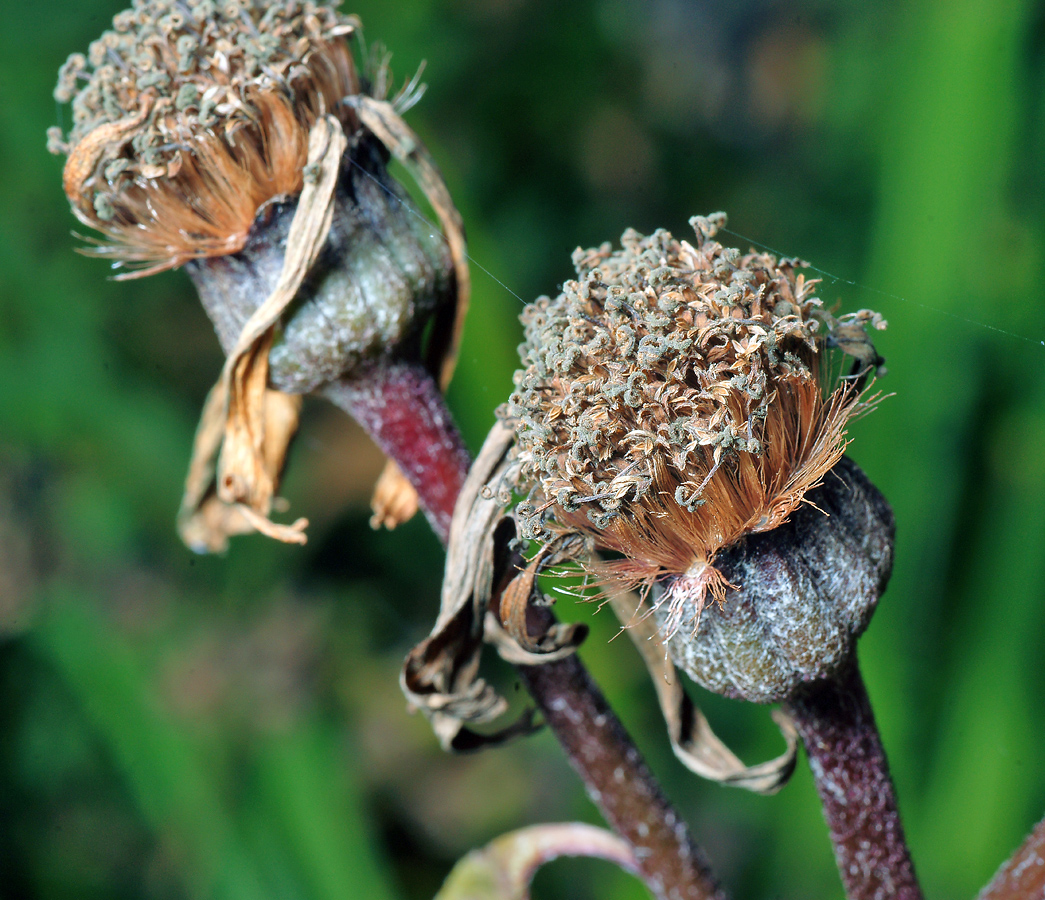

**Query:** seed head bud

left=657, top=456, right=894, bottom=703
left=508, top=215, right=890, bottom=701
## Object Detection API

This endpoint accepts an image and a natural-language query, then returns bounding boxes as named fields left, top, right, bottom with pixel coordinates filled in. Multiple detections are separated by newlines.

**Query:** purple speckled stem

left=782, top=658, right=922, bottom=900
left=519, top=607, right=725, bottom=900
left=329, top=359, right=724, bottom=900
left=978, top=818, right=1045, bottom=900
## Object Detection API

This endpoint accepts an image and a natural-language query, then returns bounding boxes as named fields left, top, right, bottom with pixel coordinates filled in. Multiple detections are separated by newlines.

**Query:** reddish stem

left=978, top=818, right=1045, bottom=900
left=782, top=658, right=922, bottom=900
left=323, top=360, right=470, bottom=542
left=329, top=359, right=725, bottom=900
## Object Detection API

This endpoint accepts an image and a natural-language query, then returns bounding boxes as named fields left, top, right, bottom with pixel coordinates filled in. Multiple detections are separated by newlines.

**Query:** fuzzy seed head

left=49, top=0, right=362, bottom=277
left=508, top=214, right=883, bottom=636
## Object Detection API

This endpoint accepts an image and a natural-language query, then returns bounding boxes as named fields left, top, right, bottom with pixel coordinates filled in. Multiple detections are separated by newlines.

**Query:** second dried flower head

left=408, top=213, right=890, bottom=780
left=509, top=213, right=886, bottom=637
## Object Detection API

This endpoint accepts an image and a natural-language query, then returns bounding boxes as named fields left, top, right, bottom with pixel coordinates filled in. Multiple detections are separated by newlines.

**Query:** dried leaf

left=609, top=589, right=798, bottom=794
left=404, top=420, right=582, bottom=751
left=496, top=542, right=587, bottom=658
left=350, top=96, right=469, bottom=391
left=498, top=550, right=548, bottom=653
left=401, top=421, right=524, bottom=749
left=435, top=823, right=639, bottom=900
left=484, top=613, right=586, bottom=667
left=370, top=460, right=420, bottom=530
left=177, top=115, right=346, bottom=551
left=179, top=389, right=303, bottom=553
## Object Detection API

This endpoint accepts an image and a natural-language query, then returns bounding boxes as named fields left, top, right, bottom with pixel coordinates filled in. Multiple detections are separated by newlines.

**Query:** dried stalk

left=323, top=362, right=471, bottom=542
left=518, top=602, right=726, bottom=900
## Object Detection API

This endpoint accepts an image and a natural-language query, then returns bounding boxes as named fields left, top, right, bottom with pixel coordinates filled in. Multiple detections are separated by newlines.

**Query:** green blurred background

left=2, top=0, right=1045, bottom=898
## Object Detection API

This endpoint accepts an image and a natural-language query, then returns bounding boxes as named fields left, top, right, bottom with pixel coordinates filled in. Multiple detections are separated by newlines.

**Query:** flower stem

left=328, top=361, right=725, bottom=900
left=977, top=818, right=1045, bottom=900
left=323, top=360, right=471, bottom=542
left=782, top=658, right=922, bottom=900
left=519, top=607, right=726, bottom=900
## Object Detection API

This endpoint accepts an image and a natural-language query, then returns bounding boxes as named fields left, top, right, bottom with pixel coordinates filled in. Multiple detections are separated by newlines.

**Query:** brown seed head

left=48, top=0, right=364, bottom=277
left=508, top=214, right=885, bottom=636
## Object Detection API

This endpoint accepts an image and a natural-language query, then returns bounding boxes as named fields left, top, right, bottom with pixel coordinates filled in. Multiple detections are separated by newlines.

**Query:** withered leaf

left=178, top=115, right=346, bottom=552
left=609, top=589, right=798, bottom=794
left=369, top=460, right=420, bottom=531
left=402, top=420, right=584, bottom=751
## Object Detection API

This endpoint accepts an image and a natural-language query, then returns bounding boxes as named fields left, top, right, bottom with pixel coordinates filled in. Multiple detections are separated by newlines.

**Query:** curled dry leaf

left=434, top=823, right=639, bottom=900
left=370, top=460, right=421, bottom=531
left=609, top=589, right=798, bottom=793
left=495, top=538, right=589, bottom=657
left=349, top=96, right=470, bottom=393
left=401, top=420, right=584, bottom=752
left=178, top=115, right=346, bottom=552
left=179, top=387, right=303, bottom=553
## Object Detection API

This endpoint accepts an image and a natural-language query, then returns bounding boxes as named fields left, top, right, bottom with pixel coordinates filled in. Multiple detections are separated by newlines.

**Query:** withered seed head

left=49, top=2, right=469, bottom=551
left=48, top=0, right=362, bottom=277
left=508, top=214, right=885, bottom=637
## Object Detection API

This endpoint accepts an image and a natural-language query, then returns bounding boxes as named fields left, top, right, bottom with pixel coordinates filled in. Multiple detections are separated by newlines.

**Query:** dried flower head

left=508, top=214, right=885, bottom=636
left=47, top=0, right=364, bottom=277
left=49, top=1, right=471, bottom=552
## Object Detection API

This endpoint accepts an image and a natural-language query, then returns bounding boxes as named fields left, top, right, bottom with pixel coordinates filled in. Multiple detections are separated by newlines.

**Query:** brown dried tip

left=508, top=214, right=886, bottom=638
left=48, top=0, right=369, bottom=277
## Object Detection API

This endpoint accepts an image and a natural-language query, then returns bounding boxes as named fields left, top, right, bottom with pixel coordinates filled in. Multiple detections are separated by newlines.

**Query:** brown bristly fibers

left=49, top=0, right=361, bottom=277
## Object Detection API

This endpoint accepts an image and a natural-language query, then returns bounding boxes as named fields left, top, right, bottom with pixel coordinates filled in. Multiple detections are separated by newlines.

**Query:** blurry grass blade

left=31, top=590, right=267, bottom=900
left=254, top=722, right=398, bottom=900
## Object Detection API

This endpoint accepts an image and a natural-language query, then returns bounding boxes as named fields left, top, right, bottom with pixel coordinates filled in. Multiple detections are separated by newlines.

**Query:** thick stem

left=978, top=817, right=1045, bottom=900
left=519, top=606, right=725, bottom=900
left=323, top=360, right=470, bottom=542
left=782, top=658, right=922, bottom=900
left=329, top=362, right=724, bottom=900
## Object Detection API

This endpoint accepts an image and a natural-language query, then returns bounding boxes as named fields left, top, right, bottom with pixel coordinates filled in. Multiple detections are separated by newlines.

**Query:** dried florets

left=507, top=213, right=885, bottom=635
left=48, top=0, right=364, bottom=276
